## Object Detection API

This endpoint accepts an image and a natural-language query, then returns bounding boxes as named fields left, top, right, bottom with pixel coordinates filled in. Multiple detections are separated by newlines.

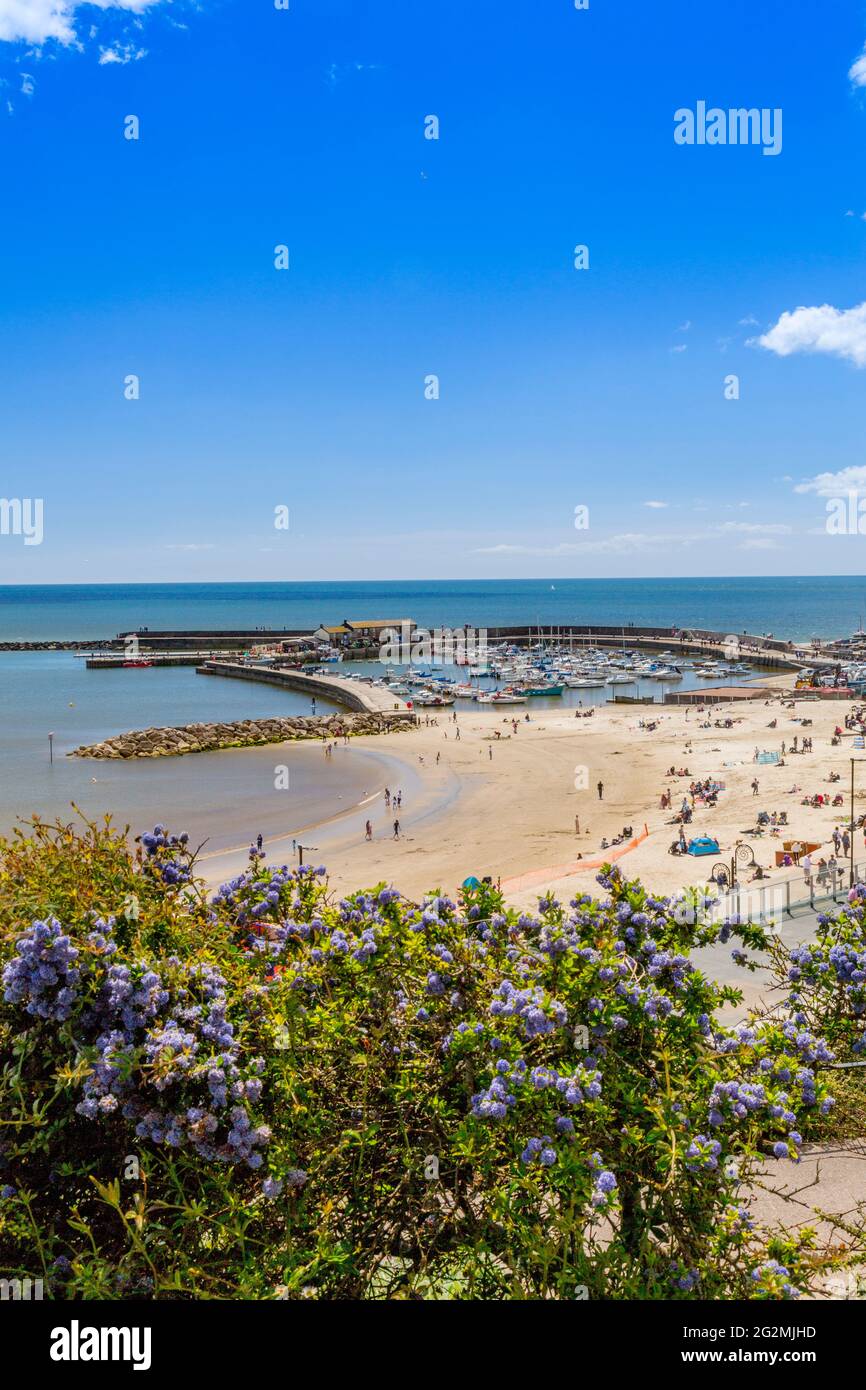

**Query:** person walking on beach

left=455, top=726, right=460, bottom=740
left=393, top=818, right=401, bottom=839
left=575, top=814, right=580, bottom=835
left=436, top=751, right=441, bottom=764
left=365, top=820, right=372, bottom=841
left=843, top=829, right=851, bottom=856
left=751, top=779, right=759, bottom=797
left=597, top=781, right=604, bottom=800
left=833, top=826, right=841, bottom=854
left=385, top=788, right=390, bottom=808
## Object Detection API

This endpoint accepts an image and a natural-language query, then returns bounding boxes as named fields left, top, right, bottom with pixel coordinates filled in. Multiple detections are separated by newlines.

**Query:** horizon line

left=1, top=574, right=866, bottom=590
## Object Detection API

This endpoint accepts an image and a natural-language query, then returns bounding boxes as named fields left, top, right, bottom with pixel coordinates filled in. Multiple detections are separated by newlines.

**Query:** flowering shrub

left=0, top=818, right=858, bottom=1299
left=765, top=884, right=866, bottom=1060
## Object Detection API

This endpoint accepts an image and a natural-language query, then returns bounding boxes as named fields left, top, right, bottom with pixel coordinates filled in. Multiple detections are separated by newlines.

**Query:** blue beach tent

left=687, top=836, right=720, bottom=857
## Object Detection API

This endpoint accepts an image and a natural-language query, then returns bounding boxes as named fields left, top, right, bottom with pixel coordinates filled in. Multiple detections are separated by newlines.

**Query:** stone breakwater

left=69, top=711, right=417, bottom=760
left=0, top=640, right=115, bottom=652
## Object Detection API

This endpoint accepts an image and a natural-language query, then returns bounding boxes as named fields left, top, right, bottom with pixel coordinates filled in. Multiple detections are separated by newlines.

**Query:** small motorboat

left=519, top=683, right=564, bottom=696
left=414, top=690, right=456, bottom=706
left=477, top=691, right=527, bottom=705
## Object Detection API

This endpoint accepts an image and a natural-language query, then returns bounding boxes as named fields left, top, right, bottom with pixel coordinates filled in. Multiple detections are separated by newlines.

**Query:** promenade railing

left=715, top=862, right=866, bottom=926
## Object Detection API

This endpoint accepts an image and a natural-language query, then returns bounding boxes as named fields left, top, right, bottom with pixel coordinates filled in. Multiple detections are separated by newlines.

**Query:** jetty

left=83, top=650, right=248, bottom=669
left=197, top=660, right=412, bottom=716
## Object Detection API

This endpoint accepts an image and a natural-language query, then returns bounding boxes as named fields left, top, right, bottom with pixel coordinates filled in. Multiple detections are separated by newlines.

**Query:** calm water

left=0, top=651, right=360, bottom=848
left=1, top=577, right=865, bottom=643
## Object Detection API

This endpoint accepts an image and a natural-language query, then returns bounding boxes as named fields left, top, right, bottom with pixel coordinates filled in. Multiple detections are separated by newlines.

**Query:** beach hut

left=687, top=836, right=720, bottom=856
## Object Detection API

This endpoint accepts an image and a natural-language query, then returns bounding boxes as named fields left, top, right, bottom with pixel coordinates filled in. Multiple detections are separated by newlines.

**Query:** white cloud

left=99, top=41, right=146, bottom=63
left=670, top=343, right=688, bottom=354
left=475, top=518, right=799, bottom=562
left=475, top=532, right=705, bottom=558
left=576, top=532, right=708, bottom=555
left=794, top=465, right=866, bottom=497
left=163, top=543, right=215, bottom=552
left=19, top=70, right=33, bottom=93
left=753, top=301, right=866, bottom=367
left=327, top=61, right=381, bottom=88
left=643, top=500, right=668, bottom=509
left=474, top=542, right=587, bottom=557
left=717, top=522, right=792, bottom=535
left=0, top=1, right=162, bottom=48
left=850, top=45, right=866, bottom=88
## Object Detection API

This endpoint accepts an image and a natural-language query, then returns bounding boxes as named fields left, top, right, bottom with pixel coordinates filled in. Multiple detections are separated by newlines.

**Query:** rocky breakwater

left=0, top=640, right=116, bottom=651
left=69, top=711, right=417, bottom=760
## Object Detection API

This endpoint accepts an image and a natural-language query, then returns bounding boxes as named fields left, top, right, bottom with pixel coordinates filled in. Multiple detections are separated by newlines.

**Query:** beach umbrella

left=462, top=876, right=481, bottom=889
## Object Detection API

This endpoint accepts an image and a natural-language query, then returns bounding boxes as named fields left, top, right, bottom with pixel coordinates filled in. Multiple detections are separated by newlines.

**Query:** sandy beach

left=201, top=676, right=866, bottom=920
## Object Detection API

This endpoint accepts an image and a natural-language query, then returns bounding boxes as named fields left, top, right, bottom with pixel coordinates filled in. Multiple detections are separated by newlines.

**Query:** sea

left=0, top=578, right=861, bottom=854
left=1, top=577, right=865, bottom=643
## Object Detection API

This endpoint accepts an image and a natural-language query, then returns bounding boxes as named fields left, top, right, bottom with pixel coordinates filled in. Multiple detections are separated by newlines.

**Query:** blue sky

left=2, top=0, right=866, bottom=582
